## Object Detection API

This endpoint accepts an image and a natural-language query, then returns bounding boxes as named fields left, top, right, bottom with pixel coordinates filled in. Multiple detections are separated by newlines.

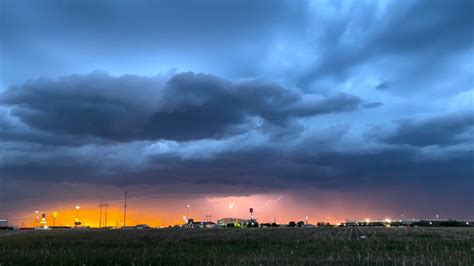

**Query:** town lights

left=40, top=213, right=47, bottom=228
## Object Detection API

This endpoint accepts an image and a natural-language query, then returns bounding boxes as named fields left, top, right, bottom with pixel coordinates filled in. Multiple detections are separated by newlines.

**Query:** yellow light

left=385, top=218, right=391, bottom=223
left=365, top=218, right=370, bottom=223
left=75, top=205, right=80, bottom=210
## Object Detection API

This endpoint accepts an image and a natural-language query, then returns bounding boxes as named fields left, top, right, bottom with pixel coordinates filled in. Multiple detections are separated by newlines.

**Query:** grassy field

left=0, top=227, right=473, bottom=265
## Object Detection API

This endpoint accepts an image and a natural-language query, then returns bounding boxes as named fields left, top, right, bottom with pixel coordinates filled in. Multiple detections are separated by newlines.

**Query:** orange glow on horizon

left=7, top=192, right=402, bottom=228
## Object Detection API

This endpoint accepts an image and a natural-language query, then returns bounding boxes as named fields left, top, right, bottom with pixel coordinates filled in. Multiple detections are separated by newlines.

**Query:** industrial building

left=217, top=218, right=254, bottom=227
left=183, top=219, right=216, bottom=228
left=0, top=219, right=13, bottom=230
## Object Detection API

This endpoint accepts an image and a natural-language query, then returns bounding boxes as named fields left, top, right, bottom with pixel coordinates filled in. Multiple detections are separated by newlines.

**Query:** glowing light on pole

left=34, top=210, right=39, bottom=228
left=75, top=205, right=81, bottom=227
left=186, top=205, right=190, bottom=222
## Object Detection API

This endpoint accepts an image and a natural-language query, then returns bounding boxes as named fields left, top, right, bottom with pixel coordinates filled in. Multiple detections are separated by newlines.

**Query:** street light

left=186, top=205, right=190, bottom=221
left=75, top=205, right=81, bottom=225
left=34, top=210, right=39, bottom=228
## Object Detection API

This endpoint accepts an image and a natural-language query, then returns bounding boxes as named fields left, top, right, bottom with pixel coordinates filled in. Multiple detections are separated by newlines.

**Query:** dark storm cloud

left=383, top=112, right=473, bottom=147
left=0, top=72, right=364, bottom=143
left=1, top=73, right=471, bottom=192
left=2, top=137, right=472, bottom=197
left=300, top=0, right=474, bottom=86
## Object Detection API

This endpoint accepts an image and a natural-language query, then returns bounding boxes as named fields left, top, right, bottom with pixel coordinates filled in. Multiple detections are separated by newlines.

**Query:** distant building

left=184, top=219, right=216, bottom=228
left=399, top=219, right=419, bottom=225
left=0, top=219, right=7, bottom=227
left=344, top=219, right=362, bottom=226
left=343, top=219, right=422, bottom=227
left=217, top=217, right=253, bottom=227
left=135, top=224, right=150, bottom=229
left=0, top=219, right=13, bottom=230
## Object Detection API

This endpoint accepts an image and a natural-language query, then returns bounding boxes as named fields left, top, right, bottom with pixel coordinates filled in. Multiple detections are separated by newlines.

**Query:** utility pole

left=123, top=192, right=128, bottom=227
left=104, top=203, right=110, bottom=228
left=34, top=210, right=39, bottom=228
left=98, top=203, right=103, bottom=228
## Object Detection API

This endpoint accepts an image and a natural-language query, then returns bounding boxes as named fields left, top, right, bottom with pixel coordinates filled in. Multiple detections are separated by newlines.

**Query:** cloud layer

left=1, top=0, right=473, bottom=217
left=1, top=72, right=366, bottom=144
left=1, top=72, right=472, bottom=194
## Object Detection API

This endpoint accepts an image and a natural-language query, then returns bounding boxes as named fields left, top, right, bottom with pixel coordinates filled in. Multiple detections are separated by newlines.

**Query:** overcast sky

left=0, top=0, right=473, bottom=224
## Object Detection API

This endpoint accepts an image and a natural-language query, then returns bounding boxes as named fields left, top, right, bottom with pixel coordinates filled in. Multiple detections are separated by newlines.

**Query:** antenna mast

left=123, top=192, right=128, bottom=227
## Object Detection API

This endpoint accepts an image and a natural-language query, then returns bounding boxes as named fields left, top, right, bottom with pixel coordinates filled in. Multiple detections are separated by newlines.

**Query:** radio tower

left=123, top=192, right=128, bottom=227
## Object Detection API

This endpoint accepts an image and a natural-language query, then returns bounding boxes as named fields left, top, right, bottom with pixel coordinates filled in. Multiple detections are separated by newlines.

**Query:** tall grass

left=0, top=227, right=472, bottom=265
